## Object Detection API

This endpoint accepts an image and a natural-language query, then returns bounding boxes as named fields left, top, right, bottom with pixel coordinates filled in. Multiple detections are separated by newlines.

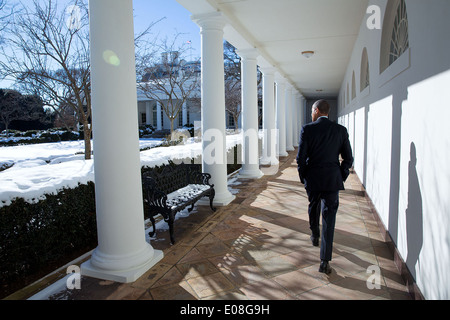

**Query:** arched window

left=380, top=0, right=409, bottom=73
left=389, top=0, right=409, bottom=65
left=360, top=47, right=370, bottom=91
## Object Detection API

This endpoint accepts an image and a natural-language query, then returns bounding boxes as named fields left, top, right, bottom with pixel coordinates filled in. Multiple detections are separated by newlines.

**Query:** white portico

left=83, top=0, right=450, bottom=299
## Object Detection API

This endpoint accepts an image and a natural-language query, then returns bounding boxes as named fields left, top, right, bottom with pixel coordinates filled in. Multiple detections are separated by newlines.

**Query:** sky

left=0, top=0, right=202, bottom=89
left=132, top=0, right=201, bottom=59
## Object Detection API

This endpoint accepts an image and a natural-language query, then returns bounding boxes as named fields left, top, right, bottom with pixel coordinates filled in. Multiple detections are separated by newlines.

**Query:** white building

left=136, top=95, right=200, bottom=131
left=136, top=56, right=245, bottom=131
left=136, top=90, right=247, bottom=131
left=136, top=56, right=201, bottom=131
left=83, top=0, right=450, bottom=299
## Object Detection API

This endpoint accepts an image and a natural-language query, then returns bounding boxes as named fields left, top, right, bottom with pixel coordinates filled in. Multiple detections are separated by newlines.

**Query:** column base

left=260, top=157, right=279, bottom=166
left=198, top=190, right=236, bottom=207
left=277, top=151, right=288, bottom=157
left=238, top=168, right=264, bottom=179
left=81, top=247, right=163, bottom=283
left=286, top=146, right=295, bottom=151
left=260, top=164, right=280, bottom=176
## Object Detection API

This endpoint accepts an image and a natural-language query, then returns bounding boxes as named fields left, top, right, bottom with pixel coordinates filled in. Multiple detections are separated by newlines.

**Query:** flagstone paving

left=8, top=149, right=412, bottom=300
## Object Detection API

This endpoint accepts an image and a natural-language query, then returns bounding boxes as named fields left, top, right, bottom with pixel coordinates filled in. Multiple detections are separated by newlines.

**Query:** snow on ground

left=0, top=135, right=242, bottom=207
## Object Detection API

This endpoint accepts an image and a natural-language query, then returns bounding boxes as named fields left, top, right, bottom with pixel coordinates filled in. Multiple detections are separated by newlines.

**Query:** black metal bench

left=142, top=163, right=216, bottom=244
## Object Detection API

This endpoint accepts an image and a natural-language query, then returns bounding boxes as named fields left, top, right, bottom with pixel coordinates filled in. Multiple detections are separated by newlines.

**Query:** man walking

left=296, top=100, right=353, bottom=274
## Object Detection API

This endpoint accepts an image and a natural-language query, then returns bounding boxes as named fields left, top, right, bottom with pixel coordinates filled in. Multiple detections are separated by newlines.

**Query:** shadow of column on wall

left=388, top=89, right=408, bottom=244
left=405, top=142, right=423, bottom=280
left=363, top=105, right=369, bottom=187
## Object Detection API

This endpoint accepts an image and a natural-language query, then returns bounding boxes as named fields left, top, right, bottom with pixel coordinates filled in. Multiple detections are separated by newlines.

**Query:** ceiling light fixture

left=302, top=51, right=315, bottom=58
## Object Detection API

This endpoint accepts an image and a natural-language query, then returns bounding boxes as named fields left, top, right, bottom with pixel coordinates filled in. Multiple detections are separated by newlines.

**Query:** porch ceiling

left=176, top=0, right=369, bottom=99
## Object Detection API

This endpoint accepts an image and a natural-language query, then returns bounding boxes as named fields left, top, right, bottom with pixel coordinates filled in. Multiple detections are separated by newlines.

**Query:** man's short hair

left=313, top=99, right=330, bottom=115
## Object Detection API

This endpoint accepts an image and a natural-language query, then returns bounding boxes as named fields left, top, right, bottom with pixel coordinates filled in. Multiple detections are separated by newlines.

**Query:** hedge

left=0, top=128, right=81, bottom=147
left=0, top=182, right=97, bottom=298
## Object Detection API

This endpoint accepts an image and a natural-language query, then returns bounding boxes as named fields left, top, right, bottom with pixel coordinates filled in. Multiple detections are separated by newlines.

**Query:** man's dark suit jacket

left=296, top=117, right=353, bottom=192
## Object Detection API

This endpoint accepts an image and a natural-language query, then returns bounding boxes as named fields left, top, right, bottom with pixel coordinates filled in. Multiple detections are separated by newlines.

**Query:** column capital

left=237, top=48, right=259, bottom=60
left=275, top=72, right=286, bottom=84
left=260, top=66, right=276, bottom=76
left=192, top=11, right=226, bottom=31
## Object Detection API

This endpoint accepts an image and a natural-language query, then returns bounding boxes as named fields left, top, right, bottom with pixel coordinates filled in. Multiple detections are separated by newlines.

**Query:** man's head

left=311, top=99, right=330, bottom=122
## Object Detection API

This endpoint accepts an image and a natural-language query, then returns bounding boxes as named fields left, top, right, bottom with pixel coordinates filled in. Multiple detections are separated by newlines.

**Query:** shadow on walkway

left=14, top=149, right=412, bottom=300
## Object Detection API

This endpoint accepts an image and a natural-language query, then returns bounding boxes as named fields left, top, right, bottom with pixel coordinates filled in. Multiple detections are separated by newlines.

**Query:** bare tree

left=223, top=41, right=263, bottom=130
left=224, top=41, right=242, bottom=131
left=0, top=0, right=13, bottom=39
left=224, top=78, right=241, bottom=130
left=0, top=0, right=160, bottom=159
left=136, top=34, right=201, bottom=137
left=0, top=0, right=93, bottom=158
left=53, top=102, right=78, bottom=129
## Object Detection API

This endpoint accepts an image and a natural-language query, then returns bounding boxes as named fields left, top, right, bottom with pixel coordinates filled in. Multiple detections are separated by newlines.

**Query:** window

left=141, top=113, right=146, bottom=125
left=380, top=0, right=409, bottom=73
left=389, top=0, right=409, bottom=66
left=179, top=113, right=183, bottom=127
left=178, top=104, right=190, bottom=127
left=152, top=105, right=157, bottom=127
left=228, top=113, right=235, bottom=128
left=360, top=47, right=370, bottom=91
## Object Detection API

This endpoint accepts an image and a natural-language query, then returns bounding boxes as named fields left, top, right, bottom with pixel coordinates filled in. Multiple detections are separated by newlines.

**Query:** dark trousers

left=307, top=190, right=339, bottom=262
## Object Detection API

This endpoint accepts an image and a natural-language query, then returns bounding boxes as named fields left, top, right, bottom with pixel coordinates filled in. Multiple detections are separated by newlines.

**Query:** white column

left=285, top=85, right=294, bottom=151
left=297, top=94, right=304, bottom=135
left=300, top=95, right=305, bottom=127
left=292, top=91, right=299, bottom=147
left=260, top=67, right=278, bottom=166
left=182, top=100, right=188, bottom=126
left=156, top=101, right=162, bottom=130
left=238, top=48, right=263, bottom=179
left=275, top=74, right=287, bottom=157
left=145, top=101, right=151, bottom=125
left=192, top=12, right=235, bottom=206
left=82, top=0, right=163, bottom=283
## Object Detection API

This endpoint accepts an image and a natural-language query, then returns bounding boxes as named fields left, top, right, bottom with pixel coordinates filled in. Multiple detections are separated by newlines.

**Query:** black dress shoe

left=319, top=260, right=332, bottom=274
left=310, top=235, right=319, bottom=246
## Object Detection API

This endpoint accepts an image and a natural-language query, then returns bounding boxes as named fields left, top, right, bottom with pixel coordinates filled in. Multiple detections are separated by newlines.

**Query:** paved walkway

left=11, top=149, right=412, bottom=300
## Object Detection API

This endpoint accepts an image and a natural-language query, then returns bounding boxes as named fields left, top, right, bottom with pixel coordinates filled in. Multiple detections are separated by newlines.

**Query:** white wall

left=338, top=0, right=450, bottom=299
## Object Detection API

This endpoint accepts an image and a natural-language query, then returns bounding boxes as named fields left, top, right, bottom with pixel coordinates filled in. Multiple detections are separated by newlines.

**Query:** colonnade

left=82, top=2, right=305, bottom=282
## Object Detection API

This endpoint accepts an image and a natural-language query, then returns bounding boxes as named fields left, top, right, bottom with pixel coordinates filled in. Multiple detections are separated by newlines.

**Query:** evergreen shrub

left=0, top=182, right=97, bottom=297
